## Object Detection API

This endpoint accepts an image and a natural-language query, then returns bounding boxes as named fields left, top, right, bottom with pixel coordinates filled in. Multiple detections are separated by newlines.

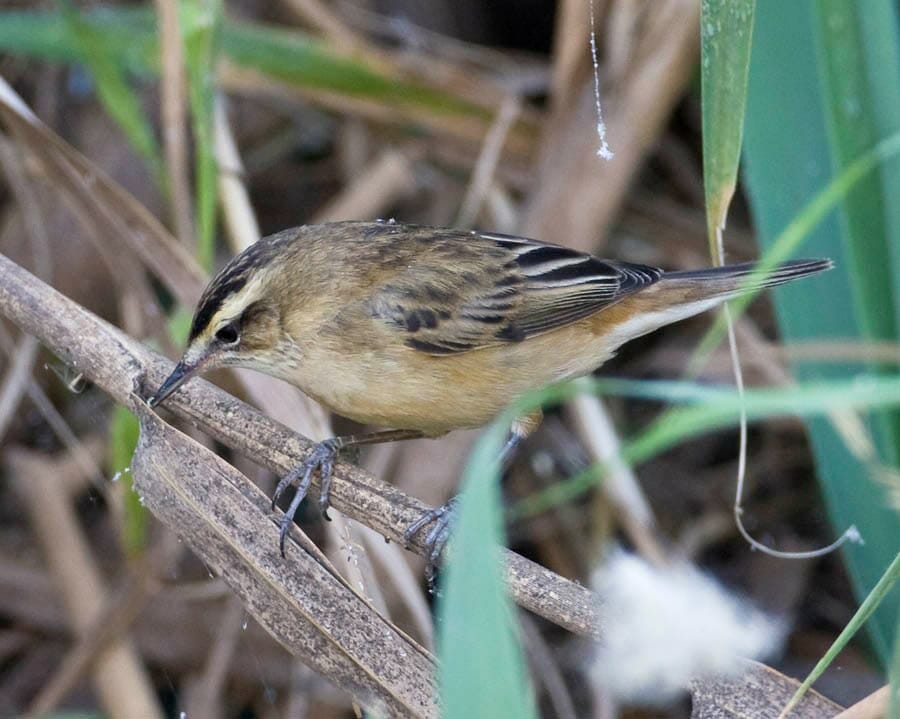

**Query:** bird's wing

left=366, top=229, right=663, bottom=355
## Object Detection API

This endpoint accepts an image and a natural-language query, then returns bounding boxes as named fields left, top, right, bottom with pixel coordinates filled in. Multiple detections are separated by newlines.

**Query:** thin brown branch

left=184, top=598, right=245, bottom=719
left=0, top=324, right=106, bottom=488
left=0, top=81, right=206, bottom=309
left=312, top=147, right=418, bottom=223
left=281, top=0, right=368, bottom=51
left=25, top=548, right=171, bottom=717
left=456, top=96, right=521, bottom=229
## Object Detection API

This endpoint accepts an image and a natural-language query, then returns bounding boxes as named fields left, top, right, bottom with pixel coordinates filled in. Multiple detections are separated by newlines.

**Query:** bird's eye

left=215, top=322, right=239, bottom=345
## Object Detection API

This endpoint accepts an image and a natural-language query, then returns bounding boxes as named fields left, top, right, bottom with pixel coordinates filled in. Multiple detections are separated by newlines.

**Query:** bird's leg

left=404, top=410, right=542, bottom=584
left=273, top=429, right=423, bottom=556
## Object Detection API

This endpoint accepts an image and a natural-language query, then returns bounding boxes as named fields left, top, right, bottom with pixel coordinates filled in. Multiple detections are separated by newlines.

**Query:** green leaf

left=57, top=1, right=163, bottom=185
left=701, top=0, right=756, bottom=258
left=743, top=0, right=900, bottom=664
left=437, top=421, right=536, bottom=719
left=110, top=404, right=147, bottom=555
left=181, top=0, right=222, bottom=271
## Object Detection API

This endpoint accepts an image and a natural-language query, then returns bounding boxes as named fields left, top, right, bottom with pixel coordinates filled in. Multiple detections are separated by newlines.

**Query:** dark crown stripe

left=188, top=238, right=282, bottom=341
left=190, top=277, right=248, bottom=340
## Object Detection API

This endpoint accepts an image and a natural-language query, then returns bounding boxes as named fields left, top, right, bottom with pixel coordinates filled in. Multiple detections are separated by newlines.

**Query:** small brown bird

left=148, top=220, right=830, bottom=562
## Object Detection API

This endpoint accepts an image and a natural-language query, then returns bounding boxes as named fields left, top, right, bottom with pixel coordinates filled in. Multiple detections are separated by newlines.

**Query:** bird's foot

left=403, top=498, right=458, bottom=588
left=272, top=438, right=340, bottom=556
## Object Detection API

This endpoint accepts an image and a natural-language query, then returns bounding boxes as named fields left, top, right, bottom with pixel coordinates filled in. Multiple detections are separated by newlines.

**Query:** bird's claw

left=272, top=439, right=339, bottom=556
left=403, top=498, right=458, bottom=588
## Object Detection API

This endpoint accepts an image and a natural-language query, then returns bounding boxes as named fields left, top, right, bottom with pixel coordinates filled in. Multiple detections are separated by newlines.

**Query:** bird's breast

left=279, top=322, right=617, bottom=434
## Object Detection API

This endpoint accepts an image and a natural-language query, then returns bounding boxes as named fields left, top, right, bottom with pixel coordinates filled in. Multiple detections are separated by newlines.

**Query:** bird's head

left=148, top=240, right=289, bottom=407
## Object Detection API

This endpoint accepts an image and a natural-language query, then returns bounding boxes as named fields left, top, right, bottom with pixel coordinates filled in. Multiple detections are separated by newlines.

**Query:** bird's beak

left=148, top=359, right=197, bottom=408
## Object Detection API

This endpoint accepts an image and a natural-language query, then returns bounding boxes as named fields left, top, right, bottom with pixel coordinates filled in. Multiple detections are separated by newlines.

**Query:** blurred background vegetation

left=0, top=0, right=897, bottom=716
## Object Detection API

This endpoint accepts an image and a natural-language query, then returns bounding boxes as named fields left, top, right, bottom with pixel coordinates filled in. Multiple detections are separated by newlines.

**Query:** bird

left=147, top=220, right=831, bottom=569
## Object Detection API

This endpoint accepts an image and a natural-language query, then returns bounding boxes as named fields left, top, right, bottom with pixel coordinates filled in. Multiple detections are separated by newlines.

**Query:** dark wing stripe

left=516, top=245, right=587, bottom=273
left=367, top=226, right=665, bottom=356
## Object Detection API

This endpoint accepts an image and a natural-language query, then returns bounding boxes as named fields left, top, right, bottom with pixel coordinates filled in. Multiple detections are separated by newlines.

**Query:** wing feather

left=366, top=227, right=662, bottom=355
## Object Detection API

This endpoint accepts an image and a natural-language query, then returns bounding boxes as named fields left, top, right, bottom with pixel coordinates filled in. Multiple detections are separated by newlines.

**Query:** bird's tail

left=602, top=258, right=832, bottom=348
left=659, top=258, right=833, bottom=301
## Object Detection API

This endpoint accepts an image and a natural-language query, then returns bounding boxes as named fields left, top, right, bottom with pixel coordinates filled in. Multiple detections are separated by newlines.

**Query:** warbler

left=148, top=220, right=830, bottom=563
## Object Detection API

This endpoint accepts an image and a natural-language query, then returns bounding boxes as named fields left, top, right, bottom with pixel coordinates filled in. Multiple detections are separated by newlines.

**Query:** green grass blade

left=437, top=422, right=536, bottom=719
left=57, top=1, right=163, bottom=186
left=743, top=0, right=900, bottom=664
left=814, top=2, right=900, bottom=343
left=781, top=551, right=900, bottom=716
left=221, top=18, right=490, bottom=120
left=504, top=375, right=900, bottom=521
left=110, top=405, right=147, bottom=555
left=0, top=7, right=157, bottom=71
left=181, top=0, right=222, bottom=271
left=0, top=8, right=515, bottom=142
left=892, top=607, right=900, bottom=718
left=701, top=0, right=755, bottom=257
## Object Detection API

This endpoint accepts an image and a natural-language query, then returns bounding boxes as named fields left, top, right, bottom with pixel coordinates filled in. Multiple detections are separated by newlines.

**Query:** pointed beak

left=147, top=359, right=196, bottom=408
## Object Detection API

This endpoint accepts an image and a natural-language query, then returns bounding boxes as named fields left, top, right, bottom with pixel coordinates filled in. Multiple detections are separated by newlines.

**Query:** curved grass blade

left=780, top=551, right=900, bottom=717
left=0, top=8, right=534, bottom=153
left=743, top=0, right=900, bottom=664
left=437, top=421, right=537, bottom=719
left=181, top=0, right=222, bottom=270
left=57, top=1, right=163, bottom=186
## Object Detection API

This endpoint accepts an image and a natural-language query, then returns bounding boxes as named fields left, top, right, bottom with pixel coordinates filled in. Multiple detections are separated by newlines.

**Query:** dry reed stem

left=0, top=324, right=106, bottom=489
left=281, top=0, right=368, bottom=51
left=566, top=394, right=665, bottom=564
left=456, top=95, right=521, bottom=229
left=690, top=661, right=844, bottom=718
left=183, top=598, right=246, bottom=719
left=312, top=148, right=418, bottom=223
left=131, top=400, right=438, bottom=716
left=549, top=0, right=594, bottom=111
left=23, top=544, right=171, bottom=716
left=521, top=0, right=700, bottom=252
left=832, top=685, right=889, bottom=719
left=0, top=80, right=205, bottom=308
left=0, top=333, right=37, bottom=441
left=154, top=0, right=194, bottom=247
left=218, top=61, right=539, bottom=161
left=8, top=450, right=163, bottom=719
left=214, top=95, right=261, bottom=250
left=0, top=557, right=295, bottom=688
